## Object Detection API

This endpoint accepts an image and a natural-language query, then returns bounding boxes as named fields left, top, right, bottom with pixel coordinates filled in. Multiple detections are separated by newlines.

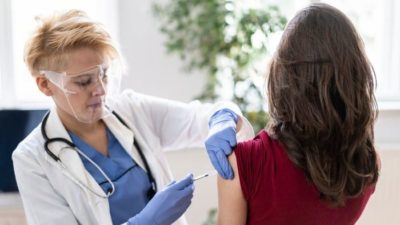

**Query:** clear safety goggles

left=40, top=62, right=122, bottom=124
left=41, top=65, right=109, bottom=95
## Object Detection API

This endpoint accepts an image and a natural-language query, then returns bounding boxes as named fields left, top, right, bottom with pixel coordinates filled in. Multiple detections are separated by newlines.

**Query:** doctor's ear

left=36, top=76, right=54, bottom=96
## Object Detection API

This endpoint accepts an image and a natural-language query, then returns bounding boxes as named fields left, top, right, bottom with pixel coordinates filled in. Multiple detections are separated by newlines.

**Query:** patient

left=217, top=3, right=380, bottom=225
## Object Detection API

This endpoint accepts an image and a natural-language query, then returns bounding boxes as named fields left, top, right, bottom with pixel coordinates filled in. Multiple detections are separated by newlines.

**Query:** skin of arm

left=236, top=116, right=243, bottom=132
left=217, top=152, right=247, bottom=225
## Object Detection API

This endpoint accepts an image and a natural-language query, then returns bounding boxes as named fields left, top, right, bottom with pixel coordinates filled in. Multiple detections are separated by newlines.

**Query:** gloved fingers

left=177, top=183, right=194, bottom=202
left=171, top=173, right=194, bottom=190
left=206, top=132, right=233, bottom=155
left=217, top=139, right=233, bottom=156
left=209, top=123, right=237, bottom=147
left=204, top=135, right=217, bottom=147
left=172, top=199, right=192, bottom=222
left=207, top=120, right=233, bottom=137
left=182, top=183, right=194, bottom=196
left=167, top=180, right=176, bottom=186
left=160, top=180, right=176, bottom=191
left=175, top=185, right=194, bottom=209
left=170, top=182, right=194, bottom=212
left=209, top=109, right=238, bottom=127
left=176, top=195, right=193, bottom=209
left=225, top=163, right=234, bottom=180
left=225, top=127, right=237, bottom=147
left=216, top=150, right=233, bottom=180
left=207, top=150, right=225, bottom=178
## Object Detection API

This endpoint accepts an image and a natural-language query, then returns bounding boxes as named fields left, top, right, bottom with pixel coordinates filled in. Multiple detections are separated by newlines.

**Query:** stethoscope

left=40, top=110, right=157, bottom=199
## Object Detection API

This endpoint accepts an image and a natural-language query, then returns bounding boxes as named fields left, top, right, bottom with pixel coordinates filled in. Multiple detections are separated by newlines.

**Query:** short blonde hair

left=24, top=9, right=120, bottom=76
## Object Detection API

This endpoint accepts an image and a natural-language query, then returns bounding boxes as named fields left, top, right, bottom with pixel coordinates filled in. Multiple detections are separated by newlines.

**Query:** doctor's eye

left=74, top=76, right=93, bottom=87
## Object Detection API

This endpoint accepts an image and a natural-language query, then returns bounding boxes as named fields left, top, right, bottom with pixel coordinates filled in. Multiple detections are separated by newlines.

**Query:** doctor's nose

left=92, top=81, right=106, bottom=97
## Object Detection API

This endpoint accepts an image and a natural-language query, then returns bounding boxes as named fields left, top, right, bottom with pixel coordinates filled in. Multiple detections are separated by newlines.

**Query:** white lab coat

left=12, top=90, right=255, bottom=225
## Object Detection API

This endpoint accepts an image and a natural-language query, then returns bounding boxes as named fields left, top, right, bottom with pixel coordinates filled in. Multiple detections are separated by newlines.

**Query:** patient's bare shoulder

left=217, top=152, right=247, bottom=225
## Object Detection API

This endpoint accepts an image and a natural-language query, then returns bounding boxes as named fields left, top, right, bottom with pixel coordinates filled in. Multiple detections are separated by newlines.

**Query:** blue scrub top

left=69, top=128, right=152, bottom=225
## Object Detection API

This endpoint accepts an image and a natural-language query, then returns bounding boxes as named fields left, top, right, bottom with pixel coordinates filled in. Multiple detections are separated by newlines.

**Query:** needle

left=193, top=170, right=218, bottom=181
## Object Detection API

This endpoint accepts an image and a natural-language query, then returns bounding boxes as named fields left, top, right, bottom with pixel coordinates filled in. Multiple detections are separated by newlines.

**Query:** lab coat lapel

left=44, top=109, right=112, bottom=225
left=45, top=109, right=102, bottom=191
left=102, top=113, right=147, bottom=171
left=103, top=111, right=172, bottom=191
left=113, top=112, right=171, bottom=190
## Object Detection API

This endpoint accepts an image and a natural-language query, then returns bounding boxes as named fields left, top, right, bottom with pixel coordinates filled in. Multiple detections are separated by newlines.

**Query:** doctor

left=12, top=9, right=254, bottom=225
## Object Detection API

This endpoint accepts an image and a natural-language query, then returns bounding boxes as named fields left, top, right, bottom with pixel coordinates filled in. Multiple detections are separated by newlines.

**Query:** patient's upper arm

left=217, top=152, right=247, bottom=225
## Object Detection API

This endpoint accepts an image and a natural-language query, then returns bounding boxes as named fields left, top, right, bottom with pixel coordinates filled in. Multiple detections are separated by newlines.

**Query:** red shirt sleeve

left=235, top=131, right=272, bottom=201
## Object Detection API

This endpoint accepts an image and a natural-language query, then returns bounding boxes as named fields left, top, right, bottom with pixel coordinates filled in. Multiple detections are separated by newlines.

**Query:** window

left=0, top=0, right=13, bottom=108
left=0, top=0, right=118, bottom=109
left=259, top=0, right=400, bottom=104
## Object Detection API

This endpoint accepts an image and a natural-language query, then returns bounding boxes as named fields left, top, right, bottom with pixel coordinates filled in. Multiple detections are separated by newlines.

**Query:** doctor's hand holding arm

left=205, top=109, right=241, bottom=180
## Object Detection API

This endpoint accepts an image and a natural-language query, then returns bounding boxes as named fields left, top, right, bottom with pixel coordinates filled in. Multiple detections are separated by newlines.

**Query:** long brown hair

left=267, top=3, right=379, bottom=206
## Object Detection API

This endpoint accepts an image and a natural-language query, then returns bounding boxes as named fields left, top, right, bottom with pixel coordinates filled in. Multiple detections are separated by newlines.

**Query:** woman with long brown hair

left=217, top=3, right=380, bottom=225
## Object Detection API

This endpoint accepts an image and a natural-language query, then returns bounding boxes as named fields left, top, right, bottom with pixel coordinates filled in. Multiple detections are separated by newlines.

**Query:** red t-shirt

left=235, top=130, right=375, bottom=225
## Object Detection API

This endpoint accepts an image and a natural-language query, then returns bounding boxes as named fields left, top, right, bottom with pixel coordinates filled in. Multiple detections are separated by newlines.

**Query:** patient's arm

left=217, top=152, right=247, bottom=225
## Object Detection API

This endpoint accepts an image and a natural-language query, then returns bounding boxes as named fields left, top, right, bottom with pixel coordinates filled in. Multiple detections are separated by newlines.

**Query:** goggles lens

left=39, top=62, right=123, bottom=124
left=41, top=65, right=108, bottom=94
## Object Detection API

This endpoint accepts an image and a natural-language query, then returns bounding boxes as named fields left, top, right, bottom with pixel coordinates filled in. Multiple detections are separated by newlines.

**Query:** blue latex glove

left=128, top=174, right=194, bottom=225
left=205, top=108, right=238, bottom=180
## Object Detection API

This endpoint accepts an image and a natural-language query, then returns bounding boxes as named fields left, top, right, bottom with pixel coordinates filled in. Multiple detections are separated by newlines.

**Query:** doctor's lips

left=87, top=99, right=103, bottom=108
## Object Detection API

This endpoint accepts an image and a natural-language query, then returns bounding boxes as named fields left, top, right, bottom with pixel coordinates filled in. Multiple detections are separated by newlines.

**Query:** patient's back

left=235, top=131, right=375, bottom=225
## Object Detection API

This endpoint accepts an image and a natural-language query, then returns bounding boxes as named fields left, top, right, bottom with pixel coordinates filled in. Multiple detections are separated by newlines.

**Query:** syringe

left=193, top=170, right=218, bottom=182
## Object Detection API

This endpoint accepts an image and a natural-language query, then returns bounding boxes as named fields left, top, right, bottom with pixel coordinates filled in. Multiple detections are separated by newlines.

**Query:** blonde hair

left=24, top=9, right=120, bottom=76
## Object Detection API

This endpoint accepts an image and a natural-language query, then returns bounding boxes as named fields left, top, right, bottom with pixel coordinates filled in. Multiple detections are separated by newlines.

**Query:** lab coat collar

left=44, top=108, right=112, bottom=225
left=110, top=113, right=169, bottom=191
left=45, top=108, right=147, bottom=184
left=102, top=112, right=147, bottom=171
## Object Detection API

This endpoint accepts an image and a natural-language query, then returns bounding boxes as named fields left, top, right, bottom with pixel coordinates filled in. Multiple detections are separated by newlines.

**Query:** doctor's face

left=49, top=47, right=108, bottom=124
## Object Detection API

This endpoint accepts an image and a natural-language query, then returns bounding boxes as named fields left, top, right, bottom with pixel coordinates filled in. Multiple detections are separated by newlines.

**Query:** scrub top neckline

left=68, top=127, right=136, bottom=184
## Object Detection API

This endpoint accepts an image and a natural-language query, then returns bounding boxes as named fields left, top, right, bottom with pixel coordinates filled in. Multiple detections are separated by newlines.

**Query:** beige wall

left=356, top=149, right=400, bottom=225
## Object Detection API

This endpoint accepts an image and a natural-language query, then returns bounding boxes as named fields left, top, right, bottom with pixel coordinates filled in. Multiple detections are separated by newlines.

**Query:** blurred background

left=0, top=0, right=399, bottom=224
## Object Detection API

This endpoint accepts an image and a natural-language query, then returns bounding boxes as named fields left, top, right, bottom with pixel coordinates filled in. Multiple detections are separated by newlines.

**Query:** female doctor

left=12, top=10, right=254, bottom=225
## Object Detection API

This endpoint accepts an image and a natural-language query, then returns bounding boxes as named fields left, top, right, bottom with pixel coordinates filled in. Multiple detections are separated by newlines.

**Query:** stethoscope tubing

left=40, top=111, right=157, bottom=198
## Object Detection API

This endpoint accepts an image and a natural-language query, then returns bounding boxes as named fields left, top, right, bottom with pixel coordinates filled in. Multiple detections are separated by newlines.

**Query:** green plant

left=202, top=208, right=217, bottom=225
left=153, top=0, right=286, bottom=132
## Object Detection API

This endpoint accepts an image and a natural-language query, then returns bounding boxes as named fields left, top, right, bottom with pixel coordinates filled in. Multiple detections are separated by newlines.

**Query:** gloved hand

left=128, top=174, right=194, bottom=225
left=205, top=108, right=238, bottom=180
